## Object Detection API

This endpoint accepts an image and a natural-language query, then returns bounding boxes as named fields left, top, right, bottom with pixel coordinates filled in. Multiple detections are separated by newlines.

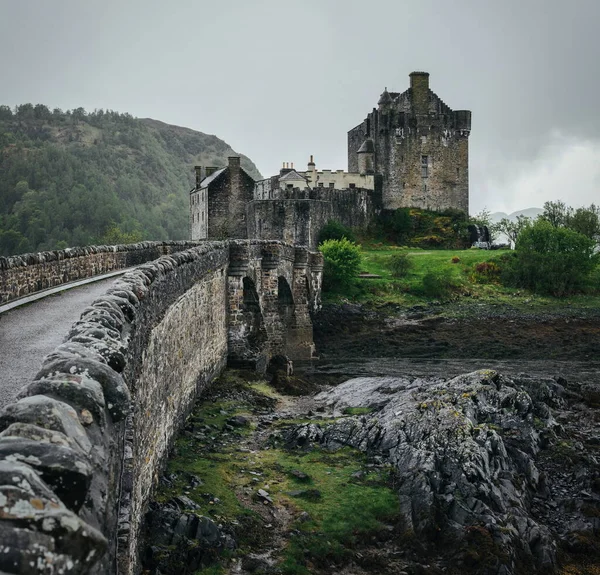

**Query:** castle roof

left=279, top=169, right=307, bottom=182
left=199, top=167, right=227, bottom=189
left=357, top=139, right=374, bottom=153
left=378, top=88, right=393, bottom=106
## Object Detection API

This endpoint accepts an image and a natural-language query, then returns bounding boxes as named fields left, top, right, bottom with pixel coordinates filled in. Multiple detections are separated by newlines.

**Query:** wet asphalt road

left=0, top=277, right=118, bottom=409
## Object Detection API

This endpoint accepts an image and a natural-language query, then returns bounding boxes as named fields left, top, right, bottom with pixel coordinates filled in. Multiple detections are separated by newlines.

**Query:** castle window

left=421, top=155, right=429, bottom=178
left=349, top=183, right=356, bottom=189
left=318, top=182, right=324, bottom=188
left=286, top=184, right=293, bottom=190
left=329, top=182, right=335, bottom=188
left=457, top=167, right=460, bottom=177
left=423, top=182, right=428, bottom=193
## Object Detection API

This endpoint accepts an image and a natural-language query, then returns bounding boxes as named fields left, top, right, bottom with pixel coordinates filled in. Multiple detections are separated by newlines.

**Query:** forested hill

left=0, top=104, right=262, bottom=256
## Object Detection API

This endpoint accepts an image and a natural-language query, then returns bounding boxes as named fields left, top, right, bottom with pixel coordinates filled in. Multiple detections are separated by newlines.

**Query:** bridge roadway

left=0, top=277, right=118, bottom=409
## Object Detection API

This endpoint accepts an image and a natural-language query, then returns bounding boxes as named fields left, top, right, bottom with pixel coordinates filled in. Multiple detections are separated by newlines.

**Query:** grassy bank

left=327, top=244, right=600, bottom=312
left=149, top=371, right=401, bottom=575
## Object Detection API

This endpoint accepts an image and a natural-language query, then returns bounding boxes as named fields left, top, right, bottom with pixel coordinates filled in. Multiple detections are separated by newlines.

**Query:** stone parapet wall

left=0, top=240, right=322, bottom=574
left=0, top=242, right=229, bottom=574
left=0, top=241, right=201, bottom=305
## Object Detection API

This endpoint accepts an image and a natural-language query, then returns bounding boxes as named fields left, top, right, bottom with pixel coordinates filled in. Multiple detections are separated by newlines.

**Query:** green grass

left=153, top=373, right=401, bottom=574
left=252, top=448, right=400, bottom=574
left=324, top=242, right=600, bottom=312
left=341, top=407, right=374, bottom=416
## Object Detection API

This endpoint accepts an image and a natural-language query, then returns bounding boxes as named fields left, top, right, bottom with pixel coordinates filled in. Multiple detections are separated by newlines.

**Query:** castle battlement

left=348, top=71, right=471, bottom=214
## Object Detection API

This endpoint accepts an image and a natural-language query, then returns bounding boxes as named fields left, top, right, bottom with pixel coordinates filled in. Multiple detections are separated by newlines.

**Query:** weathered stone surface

left=36, top=356, right=130, bottom=422
left=0, top=485, right=107, bottom=573
left=0, top=437, right=92, bottom=511
left=301, top=370, right=560, bottom=573
left=0, top=241, right=323, bottom=575
left=142, top=500, right=234, bottom=573
left=0, top=395, right=92, bottom=453
left=18, top=373, right=106, bottom=425
left=0, top=240, right=198, bottom=305
left=0, top=423, right=78, bottom=450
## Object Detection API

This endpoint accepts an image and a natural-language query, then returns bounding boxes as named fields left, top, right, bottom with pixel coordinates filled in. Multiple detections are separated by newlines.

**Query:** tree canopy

left=0, top=105, right=261, bottom=256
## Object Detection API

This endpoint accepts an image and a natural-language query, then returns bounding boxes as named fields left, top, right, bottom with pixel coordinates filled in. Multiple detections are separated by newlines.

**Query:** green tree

left=318, top=220, right=356, bottom=244
left=495, top=214, right=531, bottom=248
left=319, top=238, right=362, bottom=292
left=566, top=205, right=600, bottom=241
left=502, top=219, right=598, bottom=296
left=540, top=200, right=571, bottom=228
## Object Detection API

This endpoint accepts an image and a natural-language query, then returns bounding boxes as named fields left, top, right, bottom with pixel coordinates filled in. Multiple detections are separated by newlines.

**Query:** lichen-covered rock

left=296, top=370, right=562, bottom=574
left=0, top=395, right=92, bottom=453
left=0, top=484, right=107, bottom=574
left=35, top=356, right=130, bottom=422
left=17, top=373, right=106, bottom=426
left=0, top=437, right=92, bottom=511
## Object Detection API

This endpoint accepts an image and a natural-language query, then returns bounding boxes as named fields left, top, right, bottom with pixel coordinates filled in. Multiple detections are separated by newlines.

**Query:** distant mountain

left=489, top=207, right=543, bottom=222
left=0, top=104, right=262, bottom=256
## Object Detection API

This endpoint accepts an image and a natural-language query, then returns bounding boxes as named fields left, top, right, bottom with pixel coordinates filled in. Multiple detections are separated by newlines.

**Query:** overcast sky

left=1, top=0, right=599, bottom=215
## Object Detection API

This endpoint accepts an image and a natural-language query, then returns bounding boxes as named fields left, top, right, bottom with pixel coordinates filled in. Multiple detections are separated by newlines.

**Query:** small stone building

left=348, top=71, right=471, bottom=214
left=190, top=157, right=255, bottom=240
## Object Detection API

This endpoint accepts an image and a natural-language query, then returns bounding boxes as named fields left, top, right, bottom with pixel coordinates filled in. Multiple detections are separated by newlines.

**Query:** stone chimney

left=409, top=71, right=430, bottom=115
left=194, top=166, right=203, bottom=188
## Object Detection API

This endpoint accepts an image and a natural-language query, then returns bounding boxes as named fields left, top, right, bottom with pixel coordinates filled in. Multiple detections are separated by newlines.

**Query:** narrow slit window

left=421, top=155, right=428, bottom=178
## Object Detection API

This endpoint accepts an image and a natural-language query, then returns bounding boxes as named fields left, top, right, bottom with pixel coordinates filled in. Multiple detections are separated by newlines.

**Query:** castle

left=190, top=72, right=471, bottom=247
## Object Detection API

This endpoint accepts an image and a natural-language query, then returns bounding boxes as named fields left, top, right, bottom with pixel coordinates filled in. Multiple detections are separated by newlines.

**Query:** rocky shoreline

left=143, top=303, right=600, bottom=574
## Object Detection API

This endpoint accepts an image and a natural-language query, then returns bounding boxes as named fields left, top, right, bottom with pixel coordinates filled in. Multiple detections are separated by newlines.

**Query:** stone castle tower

left=348, top=71, right=471, bottom=213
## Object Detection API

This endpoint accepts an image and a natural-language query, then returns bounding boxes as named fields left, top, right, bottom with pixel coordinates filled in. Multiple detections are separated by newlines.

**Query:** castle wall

left=0, top=241, right=200, bottom=306
left=121, top=245, right=230, bottom=573
left=348, top=73, right=470, bottom=214
left=348, top=120, right=368, bottom=173
left=190, top=188, right=208, bottom=240
left=247, top=188, right=377, bottom=249
left=206, top=159, right=255, bottom=239
left=0, top=240, right=322, bottom=575
left=300, top=167, right=374, bottom=190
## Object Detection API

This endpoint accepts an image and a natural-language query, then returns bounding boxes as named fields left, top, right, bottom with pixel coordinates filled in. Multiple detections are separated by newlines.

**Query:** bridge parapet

left=0, top=240, right=201, bottom=306
left=0, top=240, right=322, bottom=574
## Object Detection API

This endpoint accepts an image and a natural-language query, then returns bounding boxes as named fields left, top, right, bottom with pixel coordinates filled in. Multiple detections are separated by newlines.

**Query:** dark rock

left=17, top=372, right=106, bottom=426
left=142, top=501, right=234, bottom=573
left=35, top=356, right=130, bottom=422
left=227, top=415, right=250, bottom=428
left=0, top=395, right=92, bottom=453
left=311, top=370, right=561, bottom=573
left=288, top=489, right=322, bottom=501
left=0, top=437, right=92, bottom=511
left=290, top=469, right=310, bottom=481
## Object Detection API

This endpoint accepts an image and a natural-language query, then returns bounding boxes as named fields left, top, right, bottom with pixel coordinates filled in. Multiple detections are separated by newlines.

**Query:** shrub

left=451, top=256, right=461, bottom=264
left=389, top=252, right=412, bottom=278
left=318, top=220, right=356, bottom=245
left=471, top=260, right=501, bottom=284
left=501, top=220, right=598, bottom=296
left=319, top=238, right=362, bottom=292
left=421, top=269, right=463, bottom=301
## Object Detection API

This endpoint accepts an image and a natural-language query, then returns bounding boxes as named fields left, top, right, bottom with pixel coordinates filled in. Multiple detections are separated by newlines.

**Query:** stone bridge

left=0, top=240, right=323, bottom=574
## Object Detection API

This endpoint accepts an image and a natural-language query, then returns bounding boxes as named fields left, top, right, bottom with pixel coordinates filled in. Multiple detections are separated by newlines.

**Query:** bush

left=451, top=256, right=461, bottom=263
left=389, top=252, right=412, bottom=278
left=501, top=220, right=598, bottom=296
left=318, top=220, right=356, bottom=245
left=319, top=238, right=362, bottom=292
left=421, top=269, right=463, bottom=301
left=470, top=260, right=501, bottom=284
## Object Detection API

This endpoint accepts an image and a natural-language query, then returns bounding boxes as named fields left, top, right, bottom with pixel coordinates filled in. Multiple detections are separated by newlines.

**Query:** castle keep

left=348, top=71, right=471, bottom=213
left=191, top=71, right=471, bottom=245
